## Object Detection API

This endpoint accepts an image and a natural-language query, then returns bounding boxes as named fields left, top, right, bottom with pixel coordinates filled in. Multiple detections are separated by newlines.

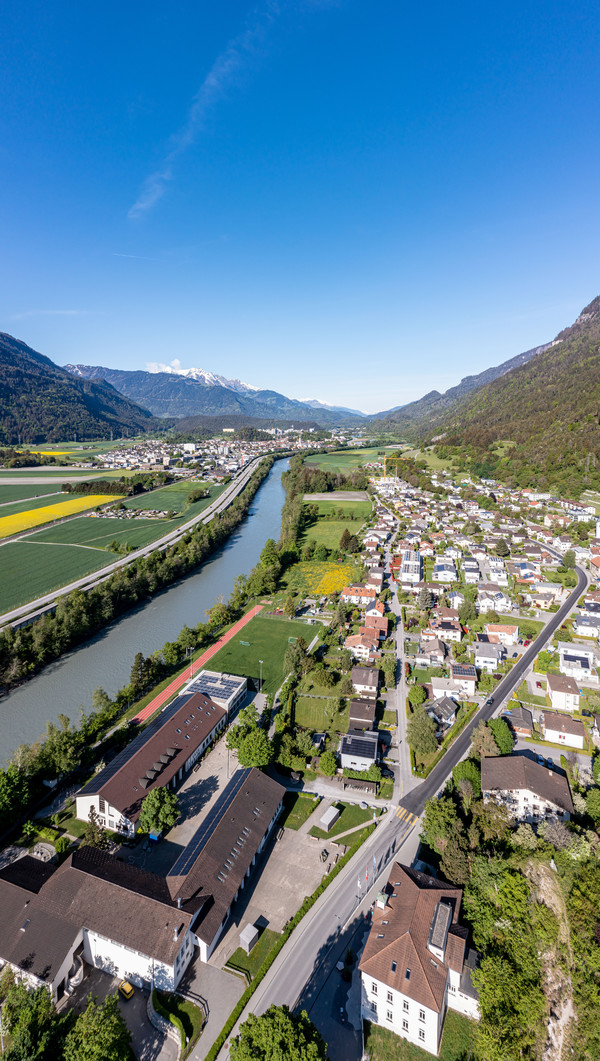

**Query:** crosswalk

left=395, top=806, right=419, bottom=825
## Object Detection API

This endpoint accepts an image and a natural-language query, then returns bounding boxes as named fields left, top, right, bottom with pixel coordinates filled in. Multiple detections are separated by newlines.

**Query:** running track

left=132, top=605, right=264, bottom=724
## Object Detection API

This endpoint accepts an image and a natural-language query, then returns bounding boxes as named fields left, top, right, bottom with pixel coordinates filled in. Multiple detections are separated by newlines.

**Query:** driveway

left=514, top=739, right=592, bottom=784
left=179, top=960, right=244, bottom=1061
left=63, top=967, right=178, bottom=1061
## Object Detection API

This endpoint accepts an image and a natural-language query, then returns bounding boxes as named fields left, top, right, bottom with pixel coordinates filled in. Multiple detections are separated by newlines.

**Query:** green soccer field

left=0, top=541, right=113, bottom=612
left=207, top=614, right=323, bottom=695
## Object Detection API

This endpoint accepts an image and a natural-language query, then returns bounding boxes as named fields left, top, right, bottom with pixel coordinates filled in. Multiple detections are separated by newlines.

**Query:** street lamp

left=185, top=646, right=194, bottom=679
left=259, top=659, right=263, bottom=692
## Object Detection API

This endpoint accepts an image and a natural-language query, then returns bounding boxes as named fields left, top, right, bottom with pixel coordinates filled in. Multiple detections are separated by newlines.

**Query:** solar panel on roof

left=167, top=768, right=252, bottom=879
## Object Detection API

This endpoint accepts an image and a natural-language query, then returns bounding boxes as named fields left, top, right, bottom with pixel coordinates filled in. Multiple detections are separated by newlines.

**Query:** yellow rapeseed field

left=0, top=495, right=123, bottom=540
left=286, top=560, right=357, bottom=596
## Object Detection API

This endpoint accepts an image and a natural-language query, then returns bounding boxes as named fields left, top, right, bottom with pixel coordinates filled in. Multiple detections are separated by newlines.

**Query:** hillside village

left=0, top=450, right=600, bottom=1060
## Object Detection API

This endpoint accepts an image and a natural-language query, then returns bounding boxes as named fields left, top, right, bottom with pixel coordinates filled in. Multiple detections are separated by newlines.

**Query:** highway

left=0, top=455, right=272, bottom=629
left=214, top=558, right=588, bottom=1056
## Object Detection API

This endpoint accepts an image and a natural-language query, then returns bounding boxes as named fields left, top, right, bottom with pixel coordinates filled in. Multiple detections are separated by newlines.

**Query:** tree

left=83, top=806, right=110, bottom=849
left=495, top=538, right=509, bottom=557
left=339, top=528, right=351, bottom=552
left=452, top=759, right=481, bottom=799
left=138, top=787, right=179, bottom=835
left=230, top=1004, right=327, bottom=1061
left=408, top=683, right=426, bottom=707
left=319, top=750, right=337, bottom=776
left=284, top=595, right=296, bottom=619
left=458, top=600, right=476, bottom=625
left=488, top=718, right=514, bottom=755
left=238, top=728, right=274, bottom=768
left=407, top=707, right=437, bottom=757
left=63, top=994, right=132, bottom=1061
left=512, top=823, right=538, bottom=850
left=586, top=786, right=600, bottom=827
left=470, top=722, right=499, bottom=760
left=417, top=587, right=433, bottom=611
left=564, top=549, right=576, bottom=570
left=227, top=705, right=261, bottom=749
left=339, top=674, right=353, bottom=697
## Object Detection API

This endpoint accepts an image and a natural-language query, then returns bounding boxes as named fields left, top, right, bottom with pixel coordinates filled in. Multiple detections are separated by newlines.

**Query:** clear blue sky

left=1, top=0, right=600, bottom=412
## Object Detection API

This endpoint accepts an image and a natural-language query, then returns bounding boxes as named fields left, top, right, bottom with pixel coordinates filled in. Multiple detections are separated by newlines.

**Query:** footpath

left=132, top=605, right=264, bottom=724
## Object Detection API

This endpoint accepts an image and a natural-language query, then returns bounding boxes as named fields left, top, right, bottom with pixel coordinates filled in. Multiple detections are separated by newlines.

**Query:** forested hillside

left=0, top=333, right=157, bottom=442
left=427, top=296, right=600, bottom=497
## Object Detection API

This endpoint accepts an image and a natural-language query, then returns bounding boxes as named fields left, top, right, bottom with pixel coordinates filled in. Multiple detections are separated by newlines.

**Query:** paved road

left=0, top=455, right=269, bottom=628
left=400, top=559, right=589, bottom=815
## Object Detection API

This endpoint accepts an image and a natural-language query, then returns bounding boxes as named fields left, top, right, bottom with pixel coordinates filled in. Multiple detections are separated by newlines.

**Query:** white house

left=484, top=623, right=518, bottom=646
left=339, top=730, right=379, bottom=772
left=432, top=559, right=457, bottom=583
left=481, top=755, right=573, bottom=823
left=449, top=663, right=477, bottom=698
left=541, top=712, right=586, bottom=750
left=400, top=550, right=423, bottom=585
left=546, top=672, right=581, bottom=713
left=359, top=863, right=479, bottom=1057
left=473, top=642, right=504, bottom=674
left=558, top=642, right=599, bottom=684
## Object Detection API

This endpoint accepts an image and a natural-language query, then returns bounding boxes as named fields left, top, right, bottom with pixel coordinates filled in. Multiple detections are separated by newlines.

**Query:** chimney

left=177, top=896, right=182, bottom=909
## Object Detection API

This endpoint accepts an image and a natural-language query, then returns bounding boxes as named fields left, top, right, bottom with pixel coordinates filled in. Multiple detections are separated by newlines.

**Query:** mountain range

left=0, top=333, right=157, bottom=444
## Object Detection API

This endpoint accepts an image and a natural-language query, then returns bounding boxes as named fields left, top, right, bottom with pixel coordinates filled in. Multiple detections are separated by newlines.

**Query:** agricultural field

left=0, top=485, right=65, bottom=505
left=308, top=497, right=372, bottom=518
left=0, top=541, right=114, bottom=612
left=125, top=481, right=224, bottom=518
left=281, top=559, right=359, bottom=597
left=0, top=494, right=122, bottom=540
left=207, top=614, right=323, bottom=696
left=26, top=515, right=172, bottom=551
left=305, top=446, right=388, bottom=472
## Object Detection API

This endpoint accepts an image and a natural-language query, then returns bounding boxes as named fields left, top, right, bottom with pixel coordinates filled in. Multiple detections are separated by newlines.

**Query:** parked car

left=547, top=757, right=554, bottom=768
left=524, top=639, right=531, bottom=647
left=536, top=681, right=542, bottom=689
left=537, top=755, right=545, bottom=766
left=118, top=980, right=134, bottom=1001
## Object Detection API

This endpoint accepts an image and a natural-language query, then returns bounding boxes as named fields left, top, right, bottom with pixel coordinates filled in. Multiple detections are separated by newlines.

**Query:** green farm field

left=0, top=485, right=65, bottom=505
left=27, top=515, right=172, bottom=551
left=308, top=497, right=372, bottom=517
left=207, top=614, right=323, bottom=696
left=0, top=492, right=68, bottom=518
left=305, top=446, right=387, bottom=471
left=301, top=519, right=363, bottom=550
left=125, top=481, right=224, bottom=517
left=0, top=541, right=113, bottom=612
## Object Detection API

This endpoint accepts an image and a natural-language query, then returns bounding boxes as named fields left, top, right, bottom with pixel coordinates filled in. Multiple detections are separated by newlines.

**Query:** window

left=419, top=1009, right=425, bottom=1022
left=449, top=984, right=456, bottom=993
left=387, top=991, right=393, bottom=1003
left=99, top=798, right=106, bottom=813
left=387, top=1010, right=393, bottom=1022
left=391, top=961, right=397, bottom=973
left=371, top=983, right=377, bottom=994
left=405, top=968, right=411, bottom=981
left=403, top=1000, right=409, bottom=1012
left=402, top=1020, right=408, bottom=1031
left=419, top=1029, right=425, bottom=1041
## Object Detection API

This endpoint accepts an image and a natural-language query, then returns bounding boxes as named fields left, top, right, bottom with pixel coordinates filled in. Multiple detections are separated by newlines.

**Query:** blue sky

left=1, top=1, right=600, bottom=413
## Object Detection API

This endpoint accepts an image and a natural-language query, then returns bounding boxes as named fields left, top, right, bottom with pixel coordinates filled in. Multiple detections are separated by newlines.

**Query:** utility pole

left=259, top=659, right=263, bottom=692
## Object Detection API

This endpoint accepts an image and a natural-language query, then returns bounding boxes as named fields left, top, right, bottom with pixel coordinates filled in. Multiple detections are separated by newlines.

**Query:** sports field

left=0, top=541, right=114, bottom=612
left=206, top=614, right=323, bottom=696
left=0, top=494, right=121, bottom=540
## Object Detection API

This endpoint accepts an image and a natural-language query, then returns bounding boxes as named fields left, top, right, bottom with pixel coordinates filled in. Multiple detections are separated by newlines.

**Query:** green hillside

left=425, top=296, right=600, bottom=497
left=0, top=333, right=158, bottom=443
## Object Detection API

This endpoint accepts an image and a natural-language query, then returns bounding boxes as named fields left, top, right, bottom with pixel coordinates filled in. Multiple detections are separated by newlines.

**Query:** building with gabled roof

left=359, top=863, right=479, bottom=1055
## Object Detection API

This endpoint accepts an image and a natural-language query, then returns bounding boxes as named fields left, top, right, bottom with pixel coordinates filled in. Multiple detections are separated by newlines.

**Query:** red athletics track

left=131, top=604, right=264, bottom=724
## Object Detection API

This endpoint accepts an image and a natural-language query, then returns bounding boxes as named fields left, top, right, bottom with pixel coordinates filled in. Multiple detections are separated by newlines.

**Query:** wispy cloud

left=128, top=2, right=281, bottom=219
left=9, top=309, right=87, bottom=320
left=113, top=252, right=160, bottom=261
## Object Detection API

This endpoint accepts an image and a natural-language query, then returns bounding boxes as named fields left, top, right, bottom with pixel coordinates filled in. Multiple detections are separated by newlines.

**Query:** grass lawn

left=225, top=928, right=281, bottom=981
left=207, top=614, right=323, bottom=696
left=381, top=710, right=397, bottom=726
left=308, top=802, right=376, bottom=839
left=0, top=541, right=113, bottom=612
left=515, top=682, right=549, bottom=707
left=281, top=559, right=360, bottom=597
left=156, top=990, right=205, bottom=1042
left=308, top=498, right=372, bottom=518
left=279, top=792, right=321, bottom=830
left=295, top=696, right=350, bottom=732
left=364, top=1011, right=477, bottom=1060
left=377, top=780, right=394, bottom=801
left=302, top=519, right=365, bottom=550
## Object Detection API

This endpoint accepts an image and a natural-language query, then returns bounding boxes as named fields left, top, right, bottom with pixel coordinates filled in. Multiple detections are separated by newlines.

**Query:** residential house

left=348, top=699, right=378, bottom=731
left=546, top=673, right=581, bottom=713
left=430, top=677, right=463, bottom=702
left=541, top=712, right=586, bottom=750
left=359, top=863, right=479, bottom=1057
left=400, top=551, right=423, bottom=585
left=341, top=584, right=378, bottom=607
left=366, top=600, right=386, bottom=620
left=477, top=587, right=512, bottom=614
left=501, top=705, right=533, bottom=738
left=449, top=664, right=477, bottom=698
left=484, top=623, right=519, bottom=646
left=351, top=666, right=380, bottom=699
left=345, top=633, right=380, bottom=661
left=473, top=642, right=505, bottom=674
left=557, top=641, right=598, bottom=683
left=365, top=614, right=390, bottom=640
left=416, top=639, right=447, bottom=667
left=481, top=754, right=573, bottom=822
left=432, top=559, right=457, bottom=583
left=572, top=615, right=600, bottom=638
left=425, top=696, right=457, bottom=730
left=339, top=730, right=379, bottom=771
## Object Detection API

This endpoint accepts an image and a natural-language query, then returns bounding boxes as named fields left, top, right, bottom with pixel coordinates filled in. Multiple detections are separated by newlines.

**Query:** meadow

left=207, top=614, right=323, bottom=696
left=301, top=518, right=364, bottom=550
left=281, top=559, right=359, bottom=597
left=308, top=497, right=372, bottom=517
left=305, top=446, right=388, bottom=472
left=0, top=494, right=122, bottom=540
left=0, top=541, right=113, bottom=612
left=125, top=481, right=224, bottom=519
left=27, top=515, right=173, bottom=551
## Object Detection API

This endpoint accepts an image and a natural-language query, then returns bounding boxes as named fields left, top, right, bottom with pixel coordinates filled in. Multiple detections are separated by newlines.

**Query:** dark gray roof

left=340, top=730, right=378, bottom=761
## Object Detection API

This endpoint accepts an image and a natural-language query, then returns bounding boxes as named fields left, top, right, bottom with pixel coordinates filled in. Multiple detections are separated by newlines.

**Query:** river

left=0, top=459, right=288, bottom=763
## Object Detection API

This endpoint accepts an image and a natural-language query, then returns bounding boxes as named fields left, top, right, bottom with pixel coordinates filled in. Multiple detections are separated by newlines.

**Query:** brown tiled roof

left=546, top=673, right=580, bottom=696
left=348, top=699, right=377, bottom=729
left=542, top=712, right=585, bottom=737
left=359, top=863, right=464, bottom=1012
left=481, top=755, right=574, bottom=814
left=94, top=693, right=226, bottom=822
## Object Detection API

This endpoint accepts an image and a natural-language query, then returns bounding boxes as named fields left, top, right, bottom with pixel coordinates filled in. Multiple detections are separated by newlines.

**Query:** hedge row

left=203, top=822, right=377, bottom=1061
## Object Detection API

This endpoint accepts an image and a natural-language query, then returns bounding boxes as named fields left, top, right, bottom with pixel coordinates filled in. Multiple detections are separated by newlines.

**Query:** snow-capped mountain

left=302, top=398, right=367, bottom=416
left=145, top=359, right=258, bottom=394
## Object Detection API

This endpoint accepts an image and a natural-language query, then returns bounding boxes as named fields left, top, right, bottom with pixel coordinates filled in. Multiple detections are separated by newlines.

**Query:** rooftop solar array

left=79, top=693, right=195, bottom=795
left=451, top=664, right=477, bottom=677
left=342, top=732, right=378, bottom=759
left=167, top=768, right=252, bottom=879
left=187, top=672, right=245, bottom=701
